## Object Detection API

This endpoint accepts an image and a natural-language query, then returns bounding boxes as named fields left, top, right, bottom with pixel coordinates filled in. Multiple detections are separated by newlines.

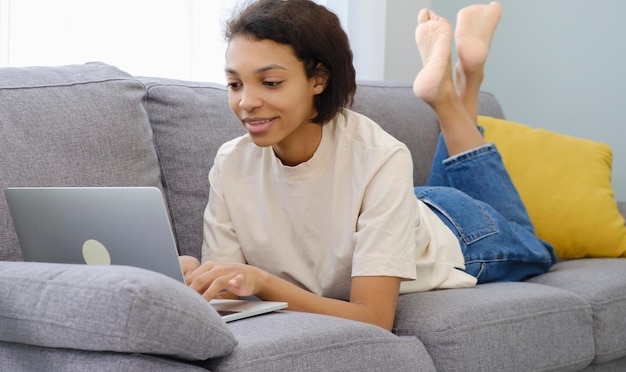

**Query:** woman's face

left=225, top=35, right=326, bottom=165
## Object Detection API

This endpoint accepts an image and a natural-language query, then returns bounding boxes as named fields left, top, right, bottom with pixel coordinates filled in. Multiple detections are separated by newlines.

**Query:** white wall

left=383, top=0, right=430, bottom=81
left=381, top=0, right=626, bottom=201
left=345, top=0, right=387, bottom=80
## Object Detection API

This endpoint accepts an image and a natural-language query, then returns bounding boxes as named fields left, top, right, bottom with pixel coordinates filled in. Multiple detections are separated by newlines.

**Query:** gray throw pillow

left=0, top=261, right=237, bottom=360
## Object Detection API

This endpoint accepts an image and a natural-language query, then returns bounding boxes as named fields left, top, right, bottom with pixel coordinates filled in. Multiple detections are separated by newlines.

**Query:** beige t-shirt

left=202, top=109, right=476, bottom=301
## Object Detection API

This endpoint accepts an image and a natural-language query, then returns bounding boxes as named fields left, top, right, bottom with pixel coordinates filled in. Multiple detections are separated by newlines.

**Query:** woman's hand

left=184, top=261, right=269, bottom=300
left=179, top=255, right=201, bottom=278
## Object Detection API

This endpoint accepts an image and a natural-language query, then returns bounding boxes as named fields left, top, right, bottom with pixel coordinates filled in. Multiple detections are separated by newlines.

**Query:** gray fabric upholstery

left=203, top=311, right=436, bottom=372
left=0, top=342, right=206, bottom=372
left=527, top=259, right=626, bottom=364
left=0, top=63, right=162, bottom=261
left=581, top=356, right=626, bottom=372
left=0, top=261, right=237, bottom=360
left=477, top=91, right=506, bottom=119
left=141, top=78, right=244, bottom=258
left=0, top=340, right=207, bottom=372
left=394, top=282, right=594, bottom=371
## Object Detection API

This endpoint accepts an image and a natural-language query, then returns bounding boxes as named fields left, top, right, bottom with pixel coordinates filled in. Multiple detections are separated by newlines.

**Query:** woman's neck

left=272, top=122, right=323, bottom=166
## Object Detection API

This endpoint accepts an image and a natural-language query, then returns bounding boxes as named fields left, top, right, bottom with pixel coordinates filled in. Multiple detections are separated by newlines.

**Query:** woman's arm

left=185, top=261, right=401, bottom=331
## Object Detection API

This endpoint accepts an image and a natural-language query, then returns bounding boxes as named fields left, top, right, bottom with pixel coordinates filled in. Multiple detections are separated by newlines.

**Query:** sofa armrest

left=0, top=262, right=237, bottom=360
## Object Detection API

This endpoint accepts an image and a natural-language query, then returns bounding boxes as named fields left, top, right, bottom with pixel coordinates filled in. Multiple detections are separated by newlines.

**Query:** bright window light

left=1, top=0, right=240, bottom=82
left=0, top=0, right=344, bottom=83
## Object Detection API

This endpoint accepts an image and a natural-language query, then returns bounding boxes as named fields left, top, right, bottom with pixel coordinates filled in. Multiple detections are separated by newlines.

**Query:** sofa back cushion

left=0, top=63, right=162, bottom=261
left=141, top=77, right=505, bottom=259
left=141, top=78, right=244, bottom=257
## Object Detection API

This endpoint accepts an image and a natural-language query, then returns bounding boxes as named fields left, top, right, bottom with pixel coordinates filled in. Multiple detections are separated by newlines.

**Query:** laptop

left=4, top=186, right=287, bottom=322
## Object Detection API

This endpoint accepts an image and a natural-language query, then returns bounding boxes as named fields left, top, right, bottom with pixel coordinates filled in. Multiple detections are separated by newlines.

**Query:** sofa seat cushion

left=527, top=258, right=626, bottom=364
left=0, top=340, right=206, bottom=372
left=0, top=262, right=237, bottom=360
left=394, top=282, right=594, bottom=371
left=202, top=311, right=435, bottom=372
left=0, top=63, right=162, bottom=261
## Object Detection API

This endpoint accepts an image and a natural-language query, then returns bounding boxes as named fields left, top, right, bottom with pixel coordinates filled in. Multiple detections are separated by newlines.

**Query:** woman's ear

left=312, top=63, right=329, bottom=95
left=313, top=76, right=327, bottom=94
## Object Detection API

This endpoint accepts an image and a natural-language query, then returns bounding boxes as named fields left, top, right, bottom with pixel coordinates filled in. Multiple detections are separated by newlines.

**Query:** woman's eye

left=264, top=81, right=282, bottom=88
left=227, top=82, right=242, bottom=90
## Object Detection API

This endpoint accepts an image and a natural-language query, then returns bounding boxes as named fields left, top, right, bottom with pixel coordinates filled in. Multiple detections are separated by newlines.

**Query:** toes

left=418, top=9, right=444, bottom=25
left=417, top=8, right=430, bottom=24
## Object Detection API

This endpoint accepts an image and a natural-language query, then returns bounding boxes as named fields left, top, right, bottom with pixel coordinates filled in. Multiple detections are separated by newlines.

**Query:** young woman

left=180, top=0, right=557, bottom=331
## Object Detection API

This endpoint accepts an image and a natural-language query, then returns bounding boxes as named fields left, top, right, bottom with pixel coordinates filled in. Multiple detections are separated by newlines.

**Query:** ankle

left=427, top=83, right=461, bottom=111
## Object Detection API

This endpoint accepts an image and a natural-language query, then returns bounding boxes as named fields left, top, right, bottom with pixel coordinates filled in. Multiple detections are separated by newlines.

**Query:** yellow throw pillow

left=478, top=115, right=626, bottom=259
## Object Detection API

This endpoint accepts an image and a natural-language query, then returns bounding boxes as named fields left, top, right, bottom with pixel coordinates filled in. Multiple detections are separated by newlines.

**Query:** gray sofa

left=1, top=62, right=625, bottom=371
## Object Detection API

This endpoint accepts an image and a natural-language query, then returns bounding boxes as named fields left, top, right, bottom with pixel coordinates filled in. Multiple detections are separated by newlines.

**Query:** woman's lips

left=244, top=118, right=275, bottom=134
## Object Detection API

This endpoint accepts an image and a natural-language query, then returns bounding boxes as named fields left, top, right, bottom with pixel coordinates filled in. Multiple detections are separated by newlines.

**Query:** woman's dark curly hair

left=225, top=0, right=356, bottom=124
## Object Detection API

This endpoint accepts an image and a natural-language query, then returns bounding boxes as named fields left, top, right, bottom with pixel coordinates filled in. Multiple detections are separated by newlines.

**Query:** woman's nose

left=239, top=87, right=262, bottom=111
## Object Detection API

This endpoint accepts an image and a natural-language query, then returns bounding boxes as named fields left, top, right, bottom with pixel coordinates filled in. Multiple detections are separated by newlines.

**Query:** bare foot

left=454, top=1, right=502, bottom=118
left=412, top=8, right=456, bottom=108
left=455, top=1, right=502, bottom=75
left=413, top=8, right=485, bottom=155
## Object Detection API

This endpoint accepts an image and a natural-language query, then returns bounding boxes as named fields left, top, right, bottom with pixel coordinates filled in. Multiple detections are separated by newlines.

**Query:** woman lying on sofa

left=179, top=0, right=557, bottom=331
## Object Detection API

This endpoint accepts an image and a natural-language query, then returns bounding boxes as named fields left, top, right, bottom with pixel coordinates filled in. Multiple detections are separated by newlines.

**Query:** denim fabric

left=415, top=133, right=557, bottom=283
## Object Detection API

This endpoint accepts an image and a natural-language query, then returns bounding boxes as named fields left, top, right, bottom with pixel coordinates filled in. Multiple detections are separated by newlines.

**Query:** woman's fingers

left=185, top=262, right=240, bottom=299
left=185, top=262, right=263, bottom=300
left=179, top=255, right=200, bottom=278
left=198, top=271, right=235, bottom=300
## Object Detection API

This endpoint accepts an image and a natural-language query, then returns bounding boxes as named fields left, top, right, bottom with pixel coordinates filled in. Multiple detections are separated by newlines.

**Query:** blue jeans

left=414, top=133, right=557, bottom=284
